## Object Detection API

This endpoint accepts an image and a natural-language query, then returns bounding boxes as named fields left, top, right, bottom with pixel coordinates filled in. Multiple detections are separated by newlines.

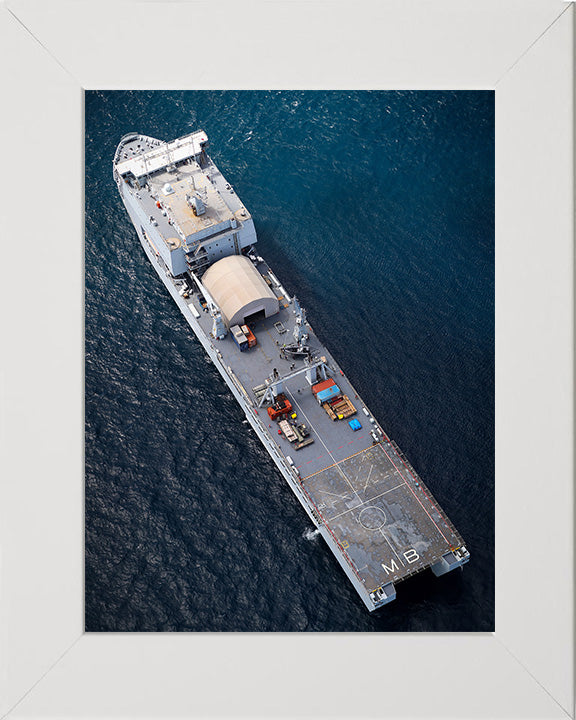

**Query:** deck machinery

left=113, top=130, right=470, bottom=611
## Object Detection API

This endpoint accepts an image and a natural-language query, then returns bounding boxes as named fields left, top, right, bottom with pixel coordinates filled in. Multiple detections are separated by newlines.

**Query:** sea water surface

left=85, top=91, right=494, bottom=632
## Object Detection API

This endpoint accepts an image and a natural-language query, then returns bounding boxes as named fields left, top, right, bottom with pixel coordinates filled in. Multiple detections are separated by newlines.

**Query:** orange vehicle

left=267, top=393, right=293, bottom=420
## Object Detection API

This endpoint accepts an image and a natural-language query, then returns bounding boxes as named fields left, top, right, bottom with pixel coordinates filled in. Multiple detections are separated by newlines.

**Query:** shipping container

left=311, top=378, right=337, bottom=396
left=230, top=324, right=249, bottom=351
left=316, top=385, right=341, bottom=404
left=240, top=324, right=257, bottom=348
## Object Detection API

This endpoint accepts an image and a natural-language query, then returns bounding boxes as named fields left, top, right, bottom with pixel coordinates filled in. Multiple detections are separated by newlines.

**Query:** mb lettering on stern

left=382, top=549, right=420, bottom=574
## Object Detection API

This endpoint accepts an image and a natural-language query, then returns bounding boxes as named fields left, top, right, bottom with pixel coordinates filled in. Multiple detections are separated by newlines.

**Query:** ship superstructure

left=113, top=130, right=470, bottom=611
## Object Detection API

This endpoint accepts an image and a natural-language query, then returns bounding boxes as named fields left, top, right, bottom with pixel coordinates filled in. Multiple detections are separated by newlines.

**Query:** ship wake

left=303, top=528, right=321, bottom=541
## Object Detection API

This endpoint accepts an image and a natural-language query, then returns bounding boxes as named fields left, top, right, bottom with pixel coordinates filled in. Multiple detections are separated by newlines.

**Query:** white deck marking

left=362, top=464, right=374, bottom=494
left=379, top=528, right=406, bottom=566
left=328, top=481, right=407, bottom=521
left=335, top=465, right=362, bottom=504
left=286, top=389, right=363, bottom=504
left=317, top=489, right=355, bottom=501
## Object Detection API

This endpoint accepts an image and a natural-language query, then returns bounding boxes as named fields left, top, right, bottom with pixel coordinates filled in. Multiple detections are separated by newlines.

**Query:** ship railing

left=390, top=440, right=421, bottom=480
left=226, top=367, right=254, bottom=407
left=119, top=132, right=140, bottom=144
left=186, top=259, right=209, bottom=271
left=113, top=132, right=140, bottom=167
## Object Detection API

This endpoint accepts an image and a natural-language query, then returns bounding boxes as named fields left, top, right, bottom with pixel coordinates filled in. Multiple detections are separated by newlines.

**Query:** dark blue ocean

left=85, top=90, right=494, bottom=632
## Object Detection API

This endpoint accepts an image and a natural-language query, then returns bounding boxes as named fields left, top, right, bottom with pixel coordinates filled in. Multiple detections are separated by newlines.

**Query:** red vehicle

left=267, top=393, right=293, bottom=420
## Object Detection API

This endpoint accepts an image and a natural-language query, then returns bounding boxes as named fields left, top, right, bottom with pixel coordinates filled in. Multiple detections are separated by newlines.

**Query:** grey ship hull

left=114, top=133, right=470, bottom=611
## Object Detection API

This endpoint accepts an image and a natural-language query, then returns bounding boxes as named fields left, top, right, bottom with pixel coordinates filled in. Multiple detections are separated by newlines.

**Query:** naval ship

left=113, top=129, right=470, bottom=611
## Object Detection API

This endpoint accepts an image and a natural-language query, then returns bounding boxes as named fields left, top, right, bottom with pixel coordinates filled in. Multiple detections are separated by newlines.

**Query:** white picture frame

left=0, top=1, right=573, bottom=718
